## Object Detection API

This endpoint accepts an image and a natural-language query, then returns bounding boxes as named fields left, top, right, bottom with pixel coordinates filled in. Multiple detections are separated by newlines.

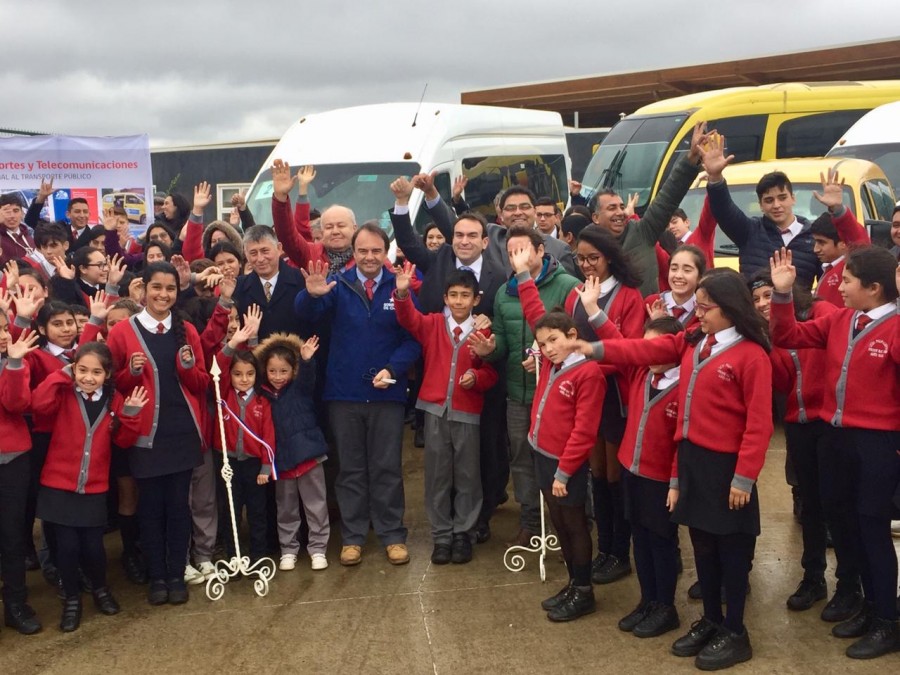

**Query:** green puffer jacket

left=488, top=256, right=580, bottom=405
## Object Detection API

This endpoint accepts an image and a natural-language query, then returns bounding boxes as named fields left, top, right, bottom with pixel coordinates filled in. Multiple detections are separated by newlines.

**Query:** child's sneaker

left=310, top=554, right=328, bottom=571
left=184, top=564, right=206, bottom=586
left=197, top=561, right=216, bottom=581
left=279, top=554, right=297, bottom=571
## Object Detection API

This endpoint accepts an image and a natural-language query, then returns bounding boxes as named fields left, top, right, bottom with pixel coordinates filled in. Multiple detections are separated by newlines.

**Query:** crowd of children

left=0, top=157, right=896, bottom=671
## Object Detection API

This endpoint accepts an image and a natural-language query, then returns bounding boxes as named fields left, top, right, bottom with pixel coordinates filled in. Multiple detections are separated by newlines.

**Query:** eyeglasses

left=695, top=302, right=720, bottom=314
left=535, top=211, right=556, bottom=219
left=575, top=254, right=603, bottom=266
left=502, top=203, right=534, bottom=213
left=85, top=262, right=110, bottom=269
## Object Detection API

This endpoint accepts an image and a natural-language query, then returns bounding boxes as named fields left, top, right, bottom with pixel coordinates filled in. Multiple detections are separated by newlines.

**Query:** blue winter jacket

left=294, top=265, right=421, bottom=404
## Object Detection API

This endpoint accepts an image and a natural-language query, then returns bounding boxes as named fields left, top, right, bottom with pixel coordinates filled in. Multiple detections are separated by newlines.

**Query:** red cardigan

left=529, top=357, right=606, bottom=483
left=393, top=291, right=497, bottom=423
left=0, top=358, right=32, bottom=455
left=213, top=349, right=275, bottom=473
left=106, top=315, right=210, bottom=449
left=770, top=294, right=899, bottom=431
left=33, top=369, right=141, bottom=494
left=643, top=292, right=701, bottom=332
left=813, top=207, right=870, bottom=307
left=595, top=332, right=773, bottom=491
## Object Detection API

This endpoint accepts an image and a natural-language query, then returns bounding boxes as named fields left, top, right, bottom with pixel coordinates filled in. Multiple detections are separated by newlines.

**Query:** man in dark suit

left=25, top=179, right=96, bottom=251
left=389, top=177, right=510, bottom=543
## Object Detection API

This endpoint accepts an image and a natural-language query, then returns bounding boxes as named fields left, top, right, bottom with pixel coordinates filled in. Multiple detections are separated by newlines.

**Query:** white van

left=243, top=103, right=571, bottom=239
left=827, top=100, right=900, bottom=202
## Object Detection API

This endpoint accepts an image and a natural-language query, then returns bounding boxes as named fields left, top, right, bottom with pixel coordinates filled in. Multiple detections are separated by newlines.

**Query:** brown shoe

left=340, top=545, right=362, bottom=566
left=506, top=528, right=538, bottom=548
left=386, top=544, right=410, bottom=565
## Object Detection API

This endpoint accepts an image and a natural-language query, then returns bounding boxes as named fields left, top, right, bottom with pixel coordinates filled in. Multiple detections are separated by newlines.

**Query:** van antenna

left=412, top=84, right=428, bottom=127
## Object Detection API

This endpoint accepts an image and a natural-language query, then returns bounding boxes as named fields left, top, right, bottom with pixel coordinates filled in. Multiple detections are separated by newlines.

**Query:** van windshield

left=828, top=143, right=900, bottom=201
left=580, top=114, right=687, bottom=209
left=679, top=183, right=856, bottom=256
left=246, top=161, right=421, bottom=240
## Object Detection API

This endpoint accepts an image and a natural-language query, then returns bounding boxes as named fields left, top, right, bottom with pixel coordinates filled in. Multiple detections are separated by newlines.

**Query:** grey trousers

left=329, top=401, right=407, bottom=546
left=275, top=464, right=330, bottom=556
left=189, top=450, right=217, bottom=563
left=423, top=411, right=482, bottom=544
left=506, top=400, right=540, bottom=532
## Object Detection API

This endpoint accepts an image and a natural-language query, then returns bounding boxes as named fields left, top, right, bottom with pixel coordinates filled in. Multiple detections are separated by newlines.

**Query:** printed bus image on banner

left=0, top=134, right=153, bottom=237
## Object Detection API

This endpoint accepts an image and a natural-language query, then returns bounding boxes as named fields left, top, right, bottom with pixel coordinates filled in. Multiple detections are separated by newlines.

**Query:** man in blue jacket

left=295, top=223, right=421, bottom=567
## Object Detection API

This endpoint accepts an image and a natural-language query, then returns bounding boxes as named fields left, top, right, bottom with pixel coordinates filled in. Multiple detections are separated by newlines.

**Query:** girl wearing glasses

left=576, top=269, right=772, bottom=670
left=48, top=248, right=125, bottom=309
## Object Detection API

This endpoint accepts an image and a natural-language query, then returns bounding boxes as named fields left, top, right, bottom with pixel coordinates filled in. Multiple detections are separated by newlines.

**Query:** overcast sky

left=2, top=1, right=898, bottom=147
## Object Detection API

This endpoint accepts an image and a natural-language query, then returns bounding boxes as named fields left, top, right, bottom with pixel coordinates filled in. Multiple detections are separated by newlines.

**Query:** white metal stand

left=503, top=492, right=560, bottom=581
left=205, top=358, right=276, bottom=601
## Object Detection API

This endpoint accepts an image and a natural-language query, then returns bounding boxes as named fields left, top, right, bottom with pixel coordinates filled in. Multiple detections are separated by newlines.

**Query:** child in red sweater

left=527, top=311, right=606, bottom=622
left=579, top=269, right=773, bottom=670
left=645, top=244, right=706, bottom=331
left=32, top=342, right=147, bottom=632
left=394, top=265, right=497, bottom=565
left=770, top=246, right=900, bottom=660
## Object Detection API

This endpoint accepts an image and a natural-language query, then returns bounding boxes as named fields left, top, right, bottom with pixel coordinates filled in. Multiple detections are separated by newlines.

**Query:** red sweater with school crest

left=813, top=207, right=870, bottom=308
left=32, top=369, right=142, bottom=494
left=595, top=332, right=773, bottom=491
left=770, top=294, right=899, bottom=431
left=0, top=358, right=32, bottom=455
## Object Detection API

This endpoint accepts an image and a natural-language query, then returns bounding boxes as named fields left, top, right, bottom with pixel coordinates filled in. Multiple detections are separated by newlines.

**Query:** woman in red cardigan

left=105, top=262, right=210, bottom=607
left=578, top=269, right=773, bottom=671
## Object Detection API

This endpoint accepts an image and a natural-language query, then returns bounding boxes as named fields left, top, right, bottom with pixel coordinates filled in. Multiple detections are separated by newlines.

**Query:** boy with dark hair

left=0, top=193, right=35, bottom=265
left=393, top=266, right=498, bottom=564
left=26, top=222, right=70, bottom=279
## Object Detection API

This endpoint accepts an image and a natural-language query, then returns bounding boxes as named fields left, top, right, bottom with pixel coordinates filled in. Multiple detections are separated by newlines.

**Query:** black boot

left=833, top=602, right=874, bottom=638
left=3, top=603, right=42, bottom=635
left=846, top=618, right=900, bottom=659
left=547, top=585, right=596, bottom=622
left=695, top=626, right=752, bottom=670
left=92, top=587, right=121, bottom=616
left=541, top=581, right=574, bottom=611
left=672, top=616, right=719, bottom=657
left=59, top=596, right=82, bottom=633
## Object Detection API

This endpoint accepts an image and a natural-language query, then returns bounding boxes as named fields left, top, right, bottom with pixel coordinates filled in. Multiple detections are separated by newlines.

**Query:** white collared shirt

left=75, top=386, right=101, bottom=402
left=664, top=292, right=696, bottom=313
left=456, top=255, right=483, bottom=282
left=237, top=387, right=255, bottom=400
left=355, top=268, right=383, bottom=292
left=704, top=326, right=740, bottom=356
left=443, top=311, right=475, bottom=340
left=46, top=342, right=68, bottom=357
left=651, top=364, right=681, bottom=389
left=259, top=271, right=279, bottom=295
left=598, top=275, right=619, bottom=296
left=556, top=351, right=586, bottom=370
left=780, top=219, right=802, bottom=246
left=858, top=302, right=895, bottom=323
left=822, top=255, right=845, bottom=272
left=136, top=309, right=172, bottom=333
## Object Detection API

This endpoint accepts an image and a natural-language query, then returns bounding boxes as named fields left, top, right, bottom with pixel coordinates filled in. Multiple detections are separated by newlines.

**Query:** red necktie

left=697, top=334, right=717, bottom=362
left=364, top=279, right=376, bottom=301
left=823, top=263, right=832, bottom=272
left=452, top=326, right=463, bottom=345
left=651, top=373, right=663, bottom=388
left=671, top=306, right=687, bottom=320
left=855, top=315, right=872, bottom=332
left=239, top=391, right=248, bottom=400
left=62, top=349, right=76, bottom=361
left=156, top=322, right=166, bottom=334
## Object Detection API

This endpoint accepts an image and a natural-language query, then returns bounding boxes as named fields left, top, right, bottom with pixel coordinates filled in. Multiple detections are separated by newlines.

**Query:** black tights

left=53, top=524, right=107, bottom=597
left=632, top=520, right=678, bottom=606
left=545, top=490, right=592, bottom=586
left=689, top=528, right=755, bottom=634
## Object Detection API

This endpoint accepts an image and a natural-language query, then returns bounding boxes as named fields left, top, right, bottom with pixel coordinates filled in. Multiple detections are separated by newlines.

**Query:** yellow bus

left=580, top=81, right=900, bottom=212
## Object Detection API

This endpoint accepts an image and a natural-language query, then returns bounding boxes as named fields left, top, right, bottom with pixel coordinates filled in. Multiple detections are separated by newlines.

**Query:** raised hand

left=568, top=179, right=582, bottom=196
left=698, top=131, right=732, bottom=181
left=624, top=192, right=640, bottom=219
left=645, top=297, right=668, bottom=320
left=90, top=290, right=110, bottom=321
left=574, top=276, right=602, bottom=316
left=218, top=273, right=236, bottom=300
left=508, top=245, right=532, bottom=275
left=102, top=207, right=117, bottom=231
left=412, top=172, right=439, bottom=199
left=37, top=177, right=54, bottom=202
left=769, top=247, right=796, bottom=293
left=271, top=159, right=297, bottom=201
left=812, top=167, right=846, bottom=211
left=394, top=261, right=416, bottom=296
left=228, top=206, right=241, bottom=227
left=170, top=255, right=192, bottom=290
left=467, top=331, right=496, bottom=357
left=196, top=265, right=223, bottom=288
left=298, top=165, right=316, bottom=196
left=0, top=288, right=12, bottom=316
left=390, top=177, right=414, bottom=205
left=51, top=255, right=76, bottom=280
left=128, top=277, right=144, bottom=301
left=300, top=334, right=319, bottom=361
left=228, top=321, right=257, bottom=349
left=5, top=329, right=39, bottom=359
left=452, top=175, right=468, bottom=202
left=107, top=254, right=126, bottom=287
left=3, top=261, right=19, bottom=293
left=300, top=259, right=336, bottom=297
left=243, top=304, right=262, bottom=336
left=12, top=285, right=45, bottom=319
left=193, top=181, right=212, bottom=214
left=230, top=190, right=247, bottom=211
left=124, top=385, right=150, bottom=409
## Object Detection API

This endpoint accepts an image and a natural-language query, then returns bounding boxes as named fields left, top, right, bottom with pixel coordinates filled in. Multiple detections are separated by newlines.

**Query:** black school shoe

left=122, top=552, right=148, bottom=585
left=431, top=544, right=452, bottom=565
left=821, top=587, right=864, bottom=622
left=167, top=578, right=189, bottom=605
left=618, top=602, right=651, bottom=632
left=547, top=585, right=596, bottom=622
left=786, top=578, right=827, bottom=611
left=846, top=618, right=900, bottom=659
left=474, top=519, right=491, bottom=544
left=541, top=581, right=574, bottom=611
left=147, top=579, right=168, bottom=606
left=3, top=603, right=42, bottom=635
left=633, top=602, right=680, bottom=638
left=592, top=554, right=631, bottom=585
left=695, top=626, right=752, bottom=671
left=672, top=616, right=719, bottom=657
left=92, top=587, right=121, bottom=616
left=59, top=596, right=82, bottom=633
left=450, top=534, right=473, bottom=564
left=833, top=602, right=874, bottom=638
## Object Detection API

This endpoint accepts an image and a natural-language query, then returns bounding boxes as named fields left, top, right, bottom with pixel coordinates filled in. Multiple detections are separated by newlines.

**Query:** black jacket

left=234, top=260, right=308, bottom=340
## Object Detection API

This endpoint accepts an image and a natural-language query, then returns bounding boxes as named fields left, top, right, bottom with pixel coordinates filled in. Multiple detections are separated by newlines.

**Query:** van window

left=776, top=111, right=867, bottom=158
left=413, top=172, right=452, bottom=232
left=864, top=179, right=896, bottom=221
left=461, top=154, right=567, bottom=219
left=828, top=143, right=900, bottom=200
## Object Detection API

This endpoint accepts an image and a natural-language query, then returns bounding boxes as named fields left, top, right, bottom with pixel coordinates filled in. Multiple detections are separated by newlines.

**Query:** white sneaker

left=279, top=554, right=297, bottom=571
left=184, top=564, right=206, bottom=585
left=892, top=520, right=900, bottom=538
left=197, top=561, right=216, bottom=580
left=310, top=553, right=328, bottom=571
